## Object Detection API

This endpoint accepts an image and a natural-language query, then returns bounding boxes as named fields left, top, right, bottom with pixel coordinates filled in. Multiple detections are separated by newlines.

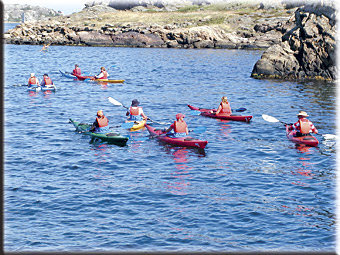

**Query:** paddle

left=108, top=97, right=129, bottom=109
left=146, top=118, right=171, bottom=125
left=189, top=126, right=207, bottom=134
left=119, top=122, right=136, bottom=129
left=262, top=114, right=337, bottom=140
left=157, top=126, right=207, bottom=135
left=13, top=84, right=28, bottom=87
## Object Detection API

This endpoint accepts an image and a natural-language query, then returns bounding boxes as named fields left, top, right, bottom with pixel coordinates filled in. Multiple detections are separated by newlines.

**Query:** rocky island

left=4, top=0, right=337, bottom=81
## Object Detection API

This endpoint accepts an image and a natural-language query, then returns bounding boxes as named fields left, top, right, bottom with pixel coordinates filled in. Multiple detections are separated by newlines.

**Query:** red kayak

left=286, top=124, right=319, bottom=147
left=187, top=105, right=252, bottom=122
left=145, top=124, right=208, bottom=149
left=73, top=73, right=93, bottom=80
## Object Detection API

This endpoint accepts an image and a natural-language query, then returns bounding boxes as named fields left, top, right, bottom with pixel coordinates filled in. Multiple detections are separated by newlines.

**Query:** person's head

left=43, top=73, right=49, bottom=77
left=221, top=96, right=228, bottom=103
left=131, top=99, right=140, bottom=107
left=97, top=110, right=104, bottom=117
left=101, top=67, right=106, bottom=71
left=30, top=73, right=35, bottom=77
left=297, top=111, right=309, bottom=118
left=176, top=113, right=185, bottom=120
left=75, top=64, right=79, bottom=67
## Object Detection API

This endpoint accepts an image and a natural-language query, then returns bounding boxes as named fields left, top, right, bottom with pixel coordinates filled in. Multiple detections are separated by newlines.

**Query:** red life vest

left=174, top=120, right=187, bottom=133
left=299, top=119, right=310, bottom=134
left=28, top=77, right=38, bottom=85
left=130, top=106, right=141, bottom=116
left=98, top=71, right=108, bottom=79
left=96, top=116, right=109, bottom=127
left=73, top=67, right=81, bottom=75
left=219, top=102, right=231, bottom=115
left=44, top=77, right=53, bottom=85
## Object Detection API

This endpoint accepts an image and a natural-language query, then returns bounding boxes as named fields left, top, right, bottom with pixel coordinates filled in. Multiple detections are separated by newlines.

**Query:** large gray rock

left=111, top=31, right=164, bottom=47
left=252, top=2, right=337, bottom=81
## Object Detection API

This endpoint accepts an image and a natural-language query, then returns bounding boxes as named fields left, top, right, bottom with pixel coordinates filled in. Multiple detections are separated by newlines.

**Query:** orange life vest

left=96, top=116, right=109, bottom=127
left=174, top=120, right=187, bottom=133
left=219, top=102, right=231, bottom=115
left=44, top=77, right=53, bottom=85
left=73, top=67, right=81, bottom=75
left=98, top=71, right=108, bottom=79
left=28, top=77, right=38, bottom=85
left=299, top=119, right=310, bottom=134
left=130, top=106, right=141, bottom=116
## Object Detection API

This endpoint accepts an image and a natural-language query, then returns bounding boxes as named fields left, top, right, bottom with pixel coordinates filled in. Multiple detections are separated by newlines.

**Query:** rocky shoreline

left=4, top=2, right=293, bottom=49
left=4, top=1, right=337, bottom=81
left=251, top=2, right=337, bottom=81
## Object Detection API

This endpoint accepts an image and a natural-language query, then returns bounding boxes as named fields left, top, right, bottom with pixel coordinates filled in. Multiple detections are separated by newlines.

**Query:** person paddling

left=211, top=96, right=232, bottom=115
left=28, top=73, right=40, bottom=88
left=72, top=64, right=81, bottom=75
left=165, top=113, right=189, bottom=138
left=90, top=110, right=110, bottom=133
left=292, top=111, right=318, bottom=137
left=40, top=74, right=54, bottom=87
left=93, top=67, right=109, bottom=80
left=126, top=99, right=148, bottom=121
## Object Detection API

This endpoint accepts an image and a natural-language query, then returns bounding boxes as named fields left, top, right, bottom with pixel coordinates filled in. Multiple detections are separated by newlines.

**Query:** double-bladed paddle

left=262, top=114, right=337, bottom=140
left=190, top=107, right=247, bottom=116
left=108, top=97, right=129, bottom=109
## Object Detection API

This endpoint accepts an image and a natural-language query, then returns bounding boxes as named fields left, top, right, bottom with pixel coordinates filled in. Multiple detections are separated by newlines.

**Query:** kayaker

left=211, top=96, right=232, bottom=115
left=126, top=99, right=148, bottom=121
left=72, top=64, right=81, bottom=75
left=293, top=111, right=318, bottom=136
left=40, top=74, right=54, bottom=87
left=93, top=67, right=109, bottom=80
left=27, top=73, right=40, bottom=87
left=165, top=113, right=189, bottom=138
left=90, top=110, right=110, bottom=133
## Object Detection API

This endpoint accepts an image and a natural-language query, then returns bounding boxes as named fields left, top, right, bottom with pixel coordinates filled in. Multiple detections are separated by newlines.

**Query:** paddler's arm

left=165, top=123, right=174, bottom=133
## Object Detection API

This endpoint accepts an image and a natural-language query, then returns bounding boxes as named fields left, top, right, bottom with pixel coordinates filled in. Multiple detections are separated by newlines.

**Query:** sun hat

left=297, top=111, right=309, bottom=117
left=97, top=110, right=104, bottom=117
left=176, top=113, right=185, bottom=119
left=131, top=99, right=140, bottom=107
left=30, top=73, right=35, bottom=77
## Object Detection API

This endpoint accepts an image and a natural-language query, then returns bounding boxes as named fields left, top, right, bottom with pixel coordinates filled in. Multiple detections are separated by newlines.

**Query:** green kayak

left=69, top=119, right=129, bottom=146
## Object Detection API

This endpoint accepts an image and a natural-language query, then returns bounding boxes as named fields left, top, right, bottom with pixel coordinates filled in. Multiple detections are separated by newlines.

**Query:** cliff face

left=4, top=4, right=63, bottom=23
left=251, top=3, right=337, bottom=81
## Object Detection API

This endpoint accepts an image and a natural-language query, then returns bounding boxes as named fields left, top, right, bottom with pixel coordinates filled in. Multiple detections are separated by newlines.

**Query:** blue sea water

left=4, top=23, right=337, bottom=252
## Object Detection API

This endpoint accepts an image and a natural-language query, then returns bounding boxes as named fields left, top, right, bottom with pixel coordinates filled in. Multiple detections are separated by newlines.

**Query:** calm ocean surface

left=4, top=23, right=337, bottom=252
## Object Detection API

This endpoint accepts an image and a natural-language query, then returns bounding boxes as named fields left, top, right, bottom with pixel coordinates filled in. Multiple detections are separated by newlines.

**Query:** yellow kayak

left=126, top=120, right=146, bottom=131
left=93, top=79, right=124, bottom=83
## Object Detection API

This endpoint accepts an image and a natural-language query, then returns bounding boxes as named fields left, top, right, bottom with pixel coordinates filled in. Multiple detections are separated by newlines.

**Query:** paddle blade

left=322, top=134, right=337, bottom=140
left=234, top=107, right=247, bottom=112
left=262, top=114, right=280, bottom=123
left=121, top=122, right=135, bottom=128
left=190, top=126, right=207, bottom=134
left=190, top=110, right=201, bottom=116
left=108, top=97, right=123, bottom=107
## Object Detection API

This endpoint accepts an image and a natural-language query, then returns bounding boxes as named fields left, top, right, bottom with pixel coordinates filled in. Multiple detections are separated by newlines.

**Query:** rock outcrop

left=251, top=2, right=337, bottom=81
left=4, top=3, right=292, bottom=49
left=4, top=4, right=63, bottom=23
